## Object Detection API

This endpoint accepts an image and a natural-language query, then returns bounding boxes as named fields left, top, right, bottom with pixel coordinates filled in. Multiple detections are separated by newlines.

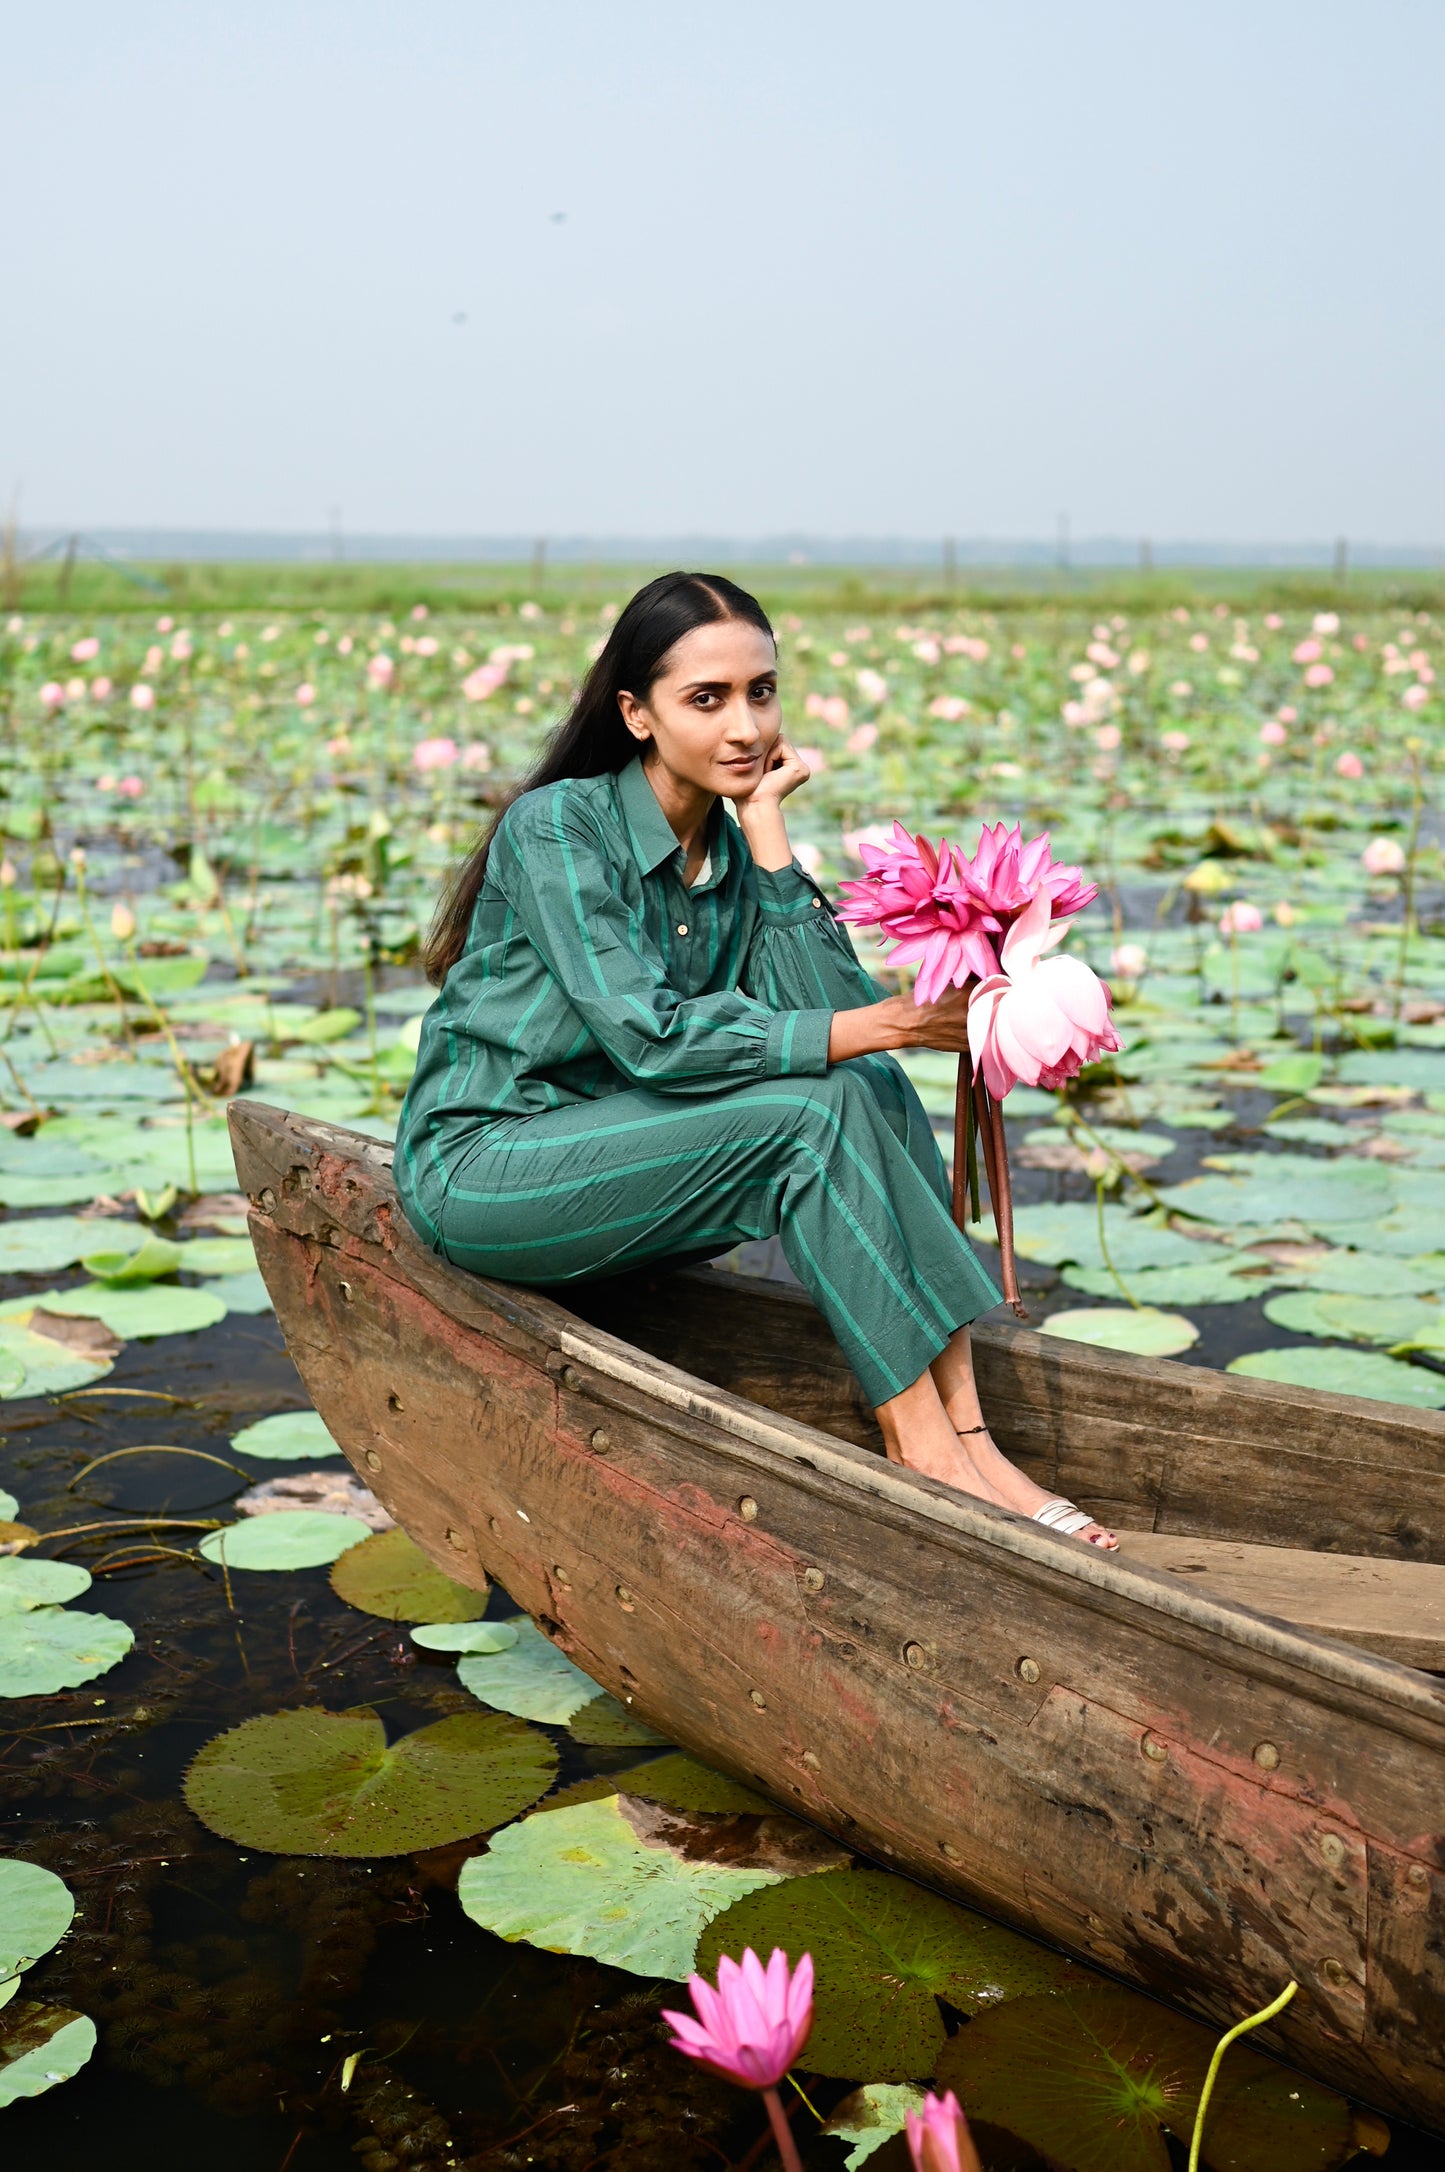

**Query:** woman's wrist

left=827, top=997, right=914, bottom=1063
left=737, top=799, right=794, bottom=873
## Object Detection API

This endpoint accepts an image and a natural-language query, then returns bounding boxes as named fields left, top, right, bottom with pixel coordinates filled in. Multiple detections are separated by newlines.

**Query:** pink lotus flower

left=1094, top=723, right=1121, bottom=750
left=325, top=734, right=352, bottom=758
left=295, top=682, right=317, bottom=706
left=39, top=681, right=64, bottom=708
left=461, top=740, right=492, bottom=770
left=91, top=676, right=112, bottom=700
left=795, top=745, right=826, bottom=773
left=1362, top=837, right=1406, bottom=875
left=1276, top=704, right=1297, bottom=724
left=967, top=892, right=1120, bottom=1097
left=65, top=676, right=87, bottom=701
left=1304, top=662, right=1334, bottom=688
left=856, top=668, right=888, bottom=704
left=170, top=632, right=192, bottom=661
left=905, top=2088, right=982, bottom=2172
left=1160, top=729, right=1190, bottom=753
left=1293, top=637, right=1323, bottom=664
left=846, top=723, right=878, bottom=753
left=662, top=1947, right=813, bottom=2090
left=820, top=694, right=850, bottom=730
left=414, top=634, right=439, bottom=656
left=70, top=636, right=100, bottom=662
left=1403, top=682, right=1430, bottom=710
left=1335, top=750, right=1364, bottom=779
left=130, top=683, right=156, bottom=711
left=928, top=695, right=970, bottom=721
left=462, top=662, right=507, bottom=703
left=1313, top=612, right=1339, bottom=635
left=1260, top=719, right=1288, bottom=746
left=413, top=736, right=459, bottom=772
left=1111, top=941, right=1148, bottom=978
left=410, top=602, right=429, bottom=620
left=367, top=653, right=396, bottom=691
left=117, top=776, right=144, bottom=799
left=1219, top=900, right=1263, bottom=934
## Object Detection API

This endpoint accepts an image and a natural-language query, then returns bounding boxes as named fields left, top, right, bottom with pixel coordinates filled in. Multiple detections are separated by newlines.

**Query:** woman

left=398, top=572, right=1115, bottom=1548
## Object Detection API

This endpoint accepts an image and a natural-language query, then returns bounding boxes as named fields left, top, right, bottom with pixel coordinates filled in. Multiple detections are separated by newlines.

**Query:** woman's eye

left=751, top=683, right=777, bottom=702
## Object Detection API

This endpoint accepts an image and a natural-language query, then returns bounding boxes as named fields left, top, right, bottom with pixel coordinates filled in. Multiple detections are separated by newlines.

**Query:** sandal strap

left=1033, top=1496, right=1094, bottom=1536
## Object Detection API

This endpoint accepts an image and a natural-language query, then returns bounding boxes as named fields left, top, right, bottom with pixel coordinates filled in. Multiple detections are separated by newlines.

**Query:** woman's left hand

left=732, top=735, right=813, bottom=809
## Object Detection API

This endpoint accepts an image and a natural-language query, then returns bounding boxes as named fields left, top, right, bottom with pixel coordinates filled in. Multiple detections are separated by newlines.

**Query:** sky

left=6, top=0, right=1443, bottom=544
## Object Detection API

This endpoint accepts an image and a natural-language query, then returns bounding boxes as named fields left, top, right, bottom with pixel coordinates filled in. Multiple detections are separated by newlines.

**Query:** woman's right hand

left=892, top=986, right=972, bottom=1052
left=827, top=988, right=972, bottom=1065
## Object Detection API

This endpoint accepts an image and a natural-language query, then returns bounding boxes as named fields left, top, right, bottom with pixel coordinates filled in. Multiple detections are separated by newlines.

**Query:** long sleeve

left=742, top=863, right=886, bottom=1015
left=492, top=793, right=833, bottom=1093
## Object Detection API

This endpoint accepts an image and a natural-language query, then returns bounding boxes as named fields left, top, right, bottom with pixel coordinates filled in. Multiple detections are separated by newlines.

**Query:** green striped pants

left=410, top=1057, right=1001, bottom=1408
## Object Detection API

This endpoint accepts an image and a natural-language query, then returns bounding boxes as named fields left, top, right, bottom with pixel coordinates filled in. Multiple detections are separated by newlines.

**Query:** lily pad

left=0, top=1559, right=91, bottom=1615
left=411, top=1619, right=519, bottom=1654
left=697, top=1867, right=1092, bottom=2082
left=78, top=1232, right=184, bottom=1283
left=174, top=1236, right=257, bottom=1276
left=457, top=1794, right=787, bottom=1979
left=1262, top=1290, right=1441, bottom=1346
left=934, top=1988, right=1356, bottom=2172
left=1040, top=1308, right=1200, bottom=1357
left=1061, top=1261, right=1280, bottom=1307
left=1007, top=1204, right=1203, bottom=1272
left=207, top=1270, right=274, bottom=1314
left=0, top=1217, right=98, bottom=1275
left=1297, top=1250, right=1444, bottom=1297
left=198, top=1510, right=371, bottom=1570
left=0, top=1861, right=74, bottom=1981
left=823, top=2084, right=928, bottom=2169
left=184, top=1704, right=556, bottom=1856
left=41, top=1282, right=227, bottom=1339
left=0, top=1490, right=16, bottom=1522
left=543, top=1752, right=774, bottom=1817
left=230, top=1411, right=343, bottom=1461
left=0, top=1608, right=134, bottom=1696
left=1317, top=1204, right=1445, bottom=1257
left=1227, top=1347, right=1445, bottom=1408
left=329, top=1526, right=485, bottom=1622
left=566, top=1692, right=671, bottom=1747
left=457, top=1616, right=604, bottom=1723
left=0, top=2001, right=97, bottom=2106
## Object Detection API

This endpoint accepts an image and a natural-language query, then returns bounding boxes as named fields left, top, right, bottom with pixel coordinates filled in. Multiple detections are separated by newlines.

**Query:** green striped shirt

left=397, top=756, right=883, bottom=1216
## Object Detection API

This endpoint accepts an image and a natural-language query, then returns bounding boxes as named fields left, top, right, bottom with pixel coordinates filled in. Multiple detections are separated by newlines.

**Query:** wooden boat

left=230, top=1098, right=1445, bottom=2133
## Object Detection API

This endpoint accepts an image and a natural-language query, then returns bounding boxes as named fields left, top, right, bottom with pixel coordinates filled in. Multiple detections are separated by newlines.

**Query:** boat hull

left=230, top=1101, right=1445, bottom=2132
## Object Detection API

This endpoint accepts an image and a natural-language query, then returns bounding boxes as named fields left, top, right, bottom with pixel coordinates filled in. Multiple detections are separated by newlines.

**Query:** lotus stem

left=761, top=2084, right=805, bottom=2172
left=1187, top=1980, right=1298, bottom=2172
left=966, top=1062, right=1024, bottom=1316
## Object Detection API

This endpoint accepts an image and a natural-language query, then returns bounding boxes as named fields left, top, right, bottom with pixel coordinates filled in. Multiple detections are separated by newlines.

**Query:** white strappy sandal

left=1033, top=1496, right=1114, bottom=1546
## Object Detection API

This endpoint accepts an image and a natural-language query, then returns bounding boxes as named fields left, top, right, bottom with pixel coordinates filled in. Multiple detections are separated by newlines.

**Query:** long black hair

left=423, top=570, right=774, bottom=983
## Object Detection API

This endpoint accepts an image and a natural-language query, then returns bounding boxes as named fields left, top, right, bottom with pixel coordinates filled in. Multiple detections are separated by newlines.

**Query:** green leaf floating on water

left=697, top=1867, right=1092, bottom=2083
left=0, top=1559, right=91, bottom=1615
left=0, top=2001, right=97, bottom=2106
left=0, top=1861, right=74, bottom=1982
left=231, top=1410, right=343, bottom=1460
left=185, top=1704, right=556, bottom=1857
left=411, top=1619, right=519, bottom=1654
left=1007, top=1204, right=1204, bottom=1272
left=78, top=1232, right=185, bottom=1283
left=543, top=1752, right=774, bottom=1817
left=41, top=1281, right=227, bottom=1339
left=0, top=1318, right=112, bottom=1399
left=175, top=1236, right=259, bottom=1276
left=566, top=1693, right=670, bottom=1747
left=0, top=1216, right=98, bottom=1274
left=934, top=1988, right=1359, bottom=2172
left=457, top=1795, right=787, bottom=1979
left=1297, top=1249, right=1444, bottom=1298
left=1062, top=1260, right=1281, bottom=1307
left=1263, top=1289, right=1441, bottom=1346
left=0, top=1490, right=17, bottom=1522
left=1040, top=1308, right=1200, bottom=1357
left=822, top=2083, right=928, bottom=2169
left=329, top=1526, right=485, bottom=1622
left=207, top=1270, right=274, bottom=1314
left=199, top=1510, right=371, bottom=1570
left=457, top=1616, right=605, bottom=1723
left=1228, top=1346, right=1445, bottom=1408
left=0, top=1608, right=134, bottom=1696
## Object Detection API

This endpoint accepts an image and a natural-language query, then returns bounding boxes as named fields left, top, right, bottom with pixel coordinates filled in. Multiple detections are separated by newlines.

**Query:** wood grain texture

left=228, top=1101, right=1445, bottom=2131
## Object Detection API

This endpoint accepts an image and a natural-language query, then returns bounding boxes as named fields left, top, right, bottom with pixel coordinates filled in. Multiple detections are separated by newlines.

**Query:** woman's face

left=619, top=619, right=780, bottom=801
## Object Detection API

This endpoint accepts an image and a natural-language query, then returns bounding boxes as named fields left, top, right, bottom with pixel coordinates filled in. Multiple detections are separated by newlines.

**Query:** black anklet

left=955, top=1424, right=989, bottom=1436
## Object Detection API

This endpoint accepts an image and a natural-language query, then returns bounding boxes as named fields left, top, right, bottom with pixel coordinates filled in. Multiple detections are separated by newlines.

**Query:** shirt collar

left=616, top=756, right=732, bottom=885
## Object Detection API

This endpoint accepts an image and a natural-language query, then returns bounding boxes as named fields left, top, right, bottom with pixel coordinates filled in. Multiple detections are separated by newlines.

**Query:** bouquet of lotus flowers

left=839, top=822, right=1120, bottom=1312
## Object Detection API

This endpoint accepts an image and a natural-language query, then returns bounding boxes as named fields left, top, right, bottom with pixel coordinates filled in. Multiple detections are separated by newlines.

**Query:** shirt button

left=677, top=923, right=689, bottom=936
left=811, top=897, right=823, bottom=908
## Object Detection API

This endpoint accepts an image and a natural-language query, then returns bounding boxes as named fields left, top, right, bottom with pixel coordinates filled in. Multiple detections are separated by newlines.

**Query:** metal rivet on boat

left=388, top=1392, right=404, bottom=1413
left=940, top=1840, right=962, bottom=1862
left=801, top=1751, right=820, bottom=1770
left=1141, top=1733, right=1168, bottom=1763
left=560, top=1365, right=582, bottom=1392
left=1017, top=1657, right=1041, bottom=1685
left=446, top=1527, right=467, bottom=1552
left=738, top=1496, right=759, bottom=1522
left=516, top=1509, right=530, bottom=1523
left=552, top=1566, right=571, bottom=1588
left=590, top=1428, right=611, bottom=1453
left=615, top=1584, right=635, bottom=1610
left=338, top=1280, right=352, bottom=1302
left=259, top=1188, right=276, bottom=1211
left=1253, top=1741, right=1281, bottom=1772
left=1319, top=1833, right=1346, bottom=1869
left=903, top=1642, right=928, bottom=1671
left=1408, top=1864, right=1429, bottom=1888
left=1323, top=1958, right=1348, bottom=1987
left=749, top=1689, right=767, bottom=1710
left=363, top=1449, right=382, bottom=1472
left=802, top=1567, right=825, bottom=1591
left=488, top=1517, right=501, bottom=1535
left=1086, top=1914, right=1105, bottom=1934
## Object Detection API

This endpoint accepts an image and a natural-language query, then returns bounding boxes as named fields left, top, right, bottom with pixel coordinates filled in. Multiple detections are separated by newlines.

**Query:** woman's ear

left=618, top=689, right=652, bottom=744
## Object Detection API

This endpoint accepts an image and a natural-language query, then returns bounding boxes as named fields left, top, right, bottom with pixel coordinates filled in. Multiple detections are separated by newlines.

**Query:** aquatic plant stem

left=761, top=2084, right=804, bottom=2172
left=1187, top=1980, right=1298, bottom=2172
left=1391, top=739, right=1424, bottom=1021
left=1095, top=1171, right=1141, bottom=1309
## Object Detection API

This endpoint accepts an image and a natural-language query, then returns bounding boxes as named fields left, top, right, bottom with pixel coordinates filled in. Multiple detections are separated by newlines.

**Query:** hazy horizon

left=8, top=1, right=1443, bottom=542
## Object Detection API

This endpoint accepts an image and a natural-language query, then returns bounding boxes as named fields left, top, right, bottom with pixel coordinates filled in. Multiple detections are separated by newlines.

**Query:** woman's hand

left=827, top=987, right=972, bottom=1064
left=895, top=985, right=972, bottom=1052
left=729, top=735, right=813, bottom=811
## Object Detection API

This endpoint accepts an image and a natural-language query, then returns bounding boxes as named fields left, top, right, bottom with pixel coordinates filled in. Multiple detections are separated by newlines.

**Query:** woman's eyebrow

left=676, top=670, right=777, bottom=694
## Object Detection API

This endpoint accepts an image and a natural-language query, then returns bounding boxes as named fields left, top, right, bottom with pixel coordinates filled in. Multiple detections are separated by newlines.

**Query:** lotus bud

left=110, top=902, right=137, bottom=942
left=0, top=860, right=15, bottom=889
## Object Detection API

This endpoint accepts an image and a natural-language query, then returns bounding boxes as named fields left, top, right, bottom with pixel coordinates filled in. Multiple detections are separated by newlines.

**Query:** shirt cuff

left=754, top=863, right=833, bottom=928
left=764, top=1007, right=833, bottom=1077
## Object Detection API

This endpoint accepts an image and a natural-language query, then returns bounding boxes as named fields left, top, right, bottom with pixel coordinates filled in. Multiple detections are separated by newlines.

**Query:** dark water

left=4, top=1116, right=1440, bottom=2169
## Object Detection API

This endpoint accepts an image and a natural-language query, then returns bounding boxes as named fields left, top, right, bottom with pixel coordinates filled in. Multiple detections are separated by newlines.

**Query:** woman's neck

left=640, top=754, right=715, bottom=858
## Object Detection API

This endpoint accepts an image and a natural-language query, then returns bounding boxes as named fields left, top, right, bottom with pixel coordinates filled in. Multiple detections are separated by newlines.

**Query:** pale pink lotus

left=367, top=653, right=396, bottom=691
left=928, top=694, right=970, bottom=722
left=905, top=2088, right=982, bottom=2172
left=65, top=676, right=87, bottom=701
left=1403, top=682, right=1430, bottom=711
left=462, top=662, right=507, bottom=703
left=117, top=776, right=144, bottom=799
left=1335, top=750, right=1365, bottom=779
left=1260, top=719, right=1288, bottom=746
left=1277, top=704, right=1297, bottom=724
left=1111, top=941, right=1148, bottom=978
left=1362, top=837, right=1406, bottom=875
left=1160, top=729, right=1191, bottom=753
left=70, top=636, right=100, bottom=662
left=1304, top=662, right=1334, bottom=688
left=39, top=681, right=64, bottom=708
left=967, top=893, right=1120, bottom=1097
left=856, top=668, right=888, bottom=705
left=295, top=683, right=317, bottom=707
left=91, top=676, right=112, bottom=700
left=412, top=737, right=459, bottom=772
left=1219, top=900, right=1263, bottom=934
left=461, top=741, right=492, bottom=771
left=662, top=1947, right=813, bottom=2091
left=1293, top=637, right=1323, bottom=664
left=130, top=683, right=156, bottom=712
left=794, top=745, right=826, bottom=774
left=846, top=724, right=878, bottom=754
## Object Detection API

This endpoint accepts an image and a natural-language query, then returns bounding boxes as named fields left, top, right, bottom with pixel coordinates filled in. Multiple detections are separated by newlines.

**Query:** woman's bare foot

left=929, top=1328, right=1118, bottom=1549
